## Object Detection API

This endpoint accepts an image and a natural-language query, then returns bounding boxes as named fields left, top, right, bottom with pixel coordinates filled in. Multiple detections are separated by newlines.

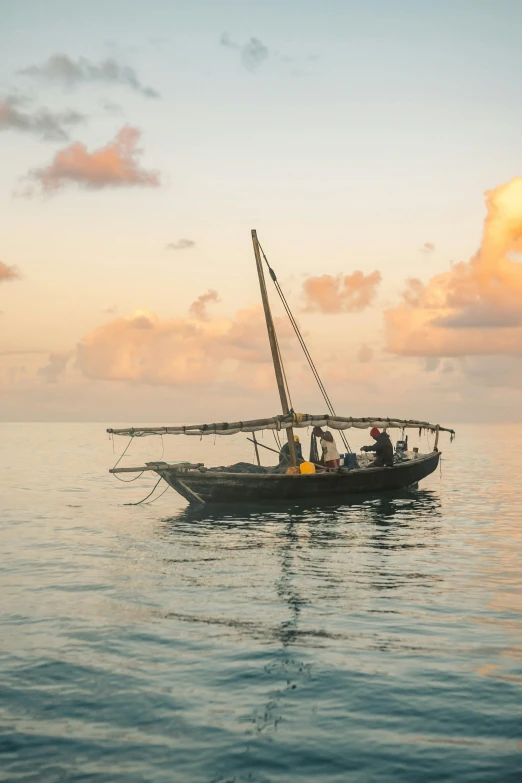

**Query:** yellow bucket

left=299, top=461, right=316, bottom=474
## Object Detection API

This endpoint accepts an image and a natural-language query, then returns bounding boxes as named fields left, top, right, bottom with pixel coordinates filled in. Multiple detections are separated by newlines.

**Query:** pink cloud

left=188, top=290, right=220, bottom=320
left=302, top=270, right=381, bottom=313
left=75, top=300, right=294, bottom=388
left=24, top=125, right=160, bottom=195
left=385, top=177, right=522, bottom=357
left=0, top=261, right=21, bottom=283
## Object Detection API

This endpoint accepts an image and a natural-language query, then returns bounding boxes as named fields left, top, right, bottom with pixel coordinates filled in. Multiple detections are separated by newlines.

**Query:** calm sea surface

left=1, top=423, right=521, bottom=782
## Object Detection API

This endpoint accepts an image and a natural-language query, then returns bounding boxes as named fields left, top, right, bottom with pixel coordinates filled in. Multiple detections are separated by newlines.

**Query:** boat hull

left=158, top=452, right=440, bottom=505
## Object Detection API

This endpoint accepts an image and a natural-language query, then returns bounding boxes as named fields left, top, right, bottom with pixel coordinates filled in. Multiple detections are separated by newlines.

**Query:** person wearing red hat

left=361, top=427, right=394, bottom=467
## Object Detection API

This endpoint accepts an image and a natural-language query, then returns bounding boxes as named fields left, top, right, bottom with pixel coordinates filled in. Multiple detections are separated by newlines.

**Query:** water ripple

left=0, top=423, right=521, bottom=781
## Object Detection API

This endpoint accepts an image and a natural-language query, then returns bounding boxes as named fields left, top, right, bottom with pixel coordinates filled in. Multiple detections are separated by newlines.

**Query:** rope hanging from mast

left=256, top=239, right=352, bottom=453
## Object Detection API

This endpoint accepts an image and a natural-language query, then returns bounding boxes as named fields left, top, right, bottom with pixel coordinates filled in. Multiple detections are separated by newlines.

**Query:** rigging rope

left=110, top=435, right=146, bottom=483
left=112, top=470, right=145, bottom=483
left=112, top=434, right=133, bottom=468
left=257, top=240, right=352, bottom=453
left=111, top=433, right=170, bottom=503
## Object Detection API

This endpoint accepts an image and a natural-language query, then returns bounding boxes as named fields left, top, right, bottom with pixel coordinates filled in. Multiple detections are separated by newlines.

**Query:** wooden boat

left=107, top=231, right=454, bottom=506
left=130, top=451, right=439, bottom=505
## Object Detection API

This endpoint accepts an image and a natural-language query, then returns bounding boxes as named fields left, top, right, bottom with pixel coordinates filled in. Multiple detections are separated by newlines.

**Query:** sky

left=1, top=0, right=522, bottom=424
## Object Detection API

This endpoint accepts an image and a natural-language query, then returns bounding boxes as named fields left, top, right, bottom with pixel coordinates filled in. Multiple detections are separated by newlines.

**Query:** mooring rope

left=123, top=476, right=169, bottom=506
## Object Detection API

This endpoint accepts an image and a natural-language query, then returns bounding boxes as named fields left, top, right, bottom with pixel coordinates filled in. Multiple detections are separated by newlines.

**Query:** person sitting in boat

left=361, top=427, right=394, bottom=467
left=312, top=427, right=341, bottom=468
left=278, top=435, right=304, bottom=467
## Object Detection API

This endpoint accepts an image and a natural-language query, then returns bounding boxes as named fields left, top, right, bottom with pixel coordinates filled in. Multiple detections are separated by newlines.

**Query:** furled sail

left=107, top=414, right=455, bottom=438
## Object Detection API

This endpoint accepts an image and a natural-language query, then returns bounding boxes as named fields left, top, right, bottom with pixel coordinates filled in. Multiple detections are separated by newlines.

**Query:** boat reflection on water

left=161, top=487, right=442, bottom=536
left=155, top=490, right=443, bottom=737
left=173, top=488, right=443, bottom=595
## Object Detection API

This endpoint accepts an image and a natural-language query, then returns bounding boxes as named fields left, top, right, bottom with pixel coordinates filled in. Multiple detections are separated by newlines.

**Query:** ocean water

left=1, top=422, right=521, bottom=782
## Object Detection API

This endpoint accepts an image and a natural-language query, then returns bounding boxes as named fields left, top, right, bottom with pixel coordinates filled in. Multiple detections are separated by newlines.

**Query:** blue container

left=344, top=453, right=358, bottom=468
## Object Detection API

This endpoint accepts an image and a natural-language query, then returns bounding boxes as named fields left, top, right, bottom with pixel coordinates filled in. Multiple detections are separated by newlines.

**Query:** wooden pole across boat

left=247, top=437, right=323, bottom=470
left=252, top=432, right=261, bottom=466
left=251, top=229, right=297, bottom=466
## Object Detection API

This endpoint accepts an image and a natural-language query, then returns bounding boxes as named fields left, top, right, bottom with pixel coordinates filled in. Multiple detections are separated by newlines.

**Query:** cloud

left=432, top=304, right=522, bottom=329
left=1, top=90, right=34, bottom=108
left=0, top=261, right=21, bottom=283
left=0, top=349, right=45, bottom=356
left=75, top=301, right=293, bottom=387
left=302, top=270, right=382, bottom=313
left=188, top=290, right=220, bottom=320
left=421, top=242, right=435, bottom=253
left=242, top=38, right=269, bottom=71
left=165, top=239, right=195, bottom=251
left=102, top=100, right=124, bottom=115
left=38, top=352, right=72, bottom=383
left=459, top=355, right=522, bottom=390
left=385, top=177, right=522, bottom=357
left=220, top=33, right=269, bottom=71
left=21, top=125, right=160, bottom=195
left=424, top=357, right=440, bottom=372
left=357, top=344, right=374, bottom=363
left=18, top=54, right=159, bottom=98
left=0, top=99, right=85, bottom=141
left=220, top=32, right=240, bottom=50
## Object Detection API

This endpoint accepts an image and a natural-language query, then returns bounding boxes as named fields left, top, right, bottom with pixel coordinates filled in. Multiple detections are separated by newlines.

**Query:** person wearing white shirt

left=312, top=427, right=341, bottom=468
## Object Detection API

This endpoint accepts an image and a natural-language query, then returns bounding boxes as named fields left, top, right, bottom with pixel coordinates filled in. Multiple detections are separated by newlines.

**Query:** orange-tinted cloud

left=75, top=301, right=293, bottom=387
left=357, top=344, right=374, bottom=363
left=0, top=261, right=21, bottom=283
left=188, top=290, right=220, bottom=320
left=302, top=270, right=381, bottom=313
left=38, top=352, right=72, bottom=383
left=385, top=177, right=522, bottom=357
left=23, top=126, right=160, bottom=195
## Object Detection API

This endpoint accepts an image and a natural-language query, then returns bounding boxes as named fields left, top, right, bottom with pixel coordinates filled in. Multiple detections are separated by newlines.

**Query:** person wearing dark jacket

left=279, top=435, right=304, bottom=467
left=361, top=427, right=394, bottom=467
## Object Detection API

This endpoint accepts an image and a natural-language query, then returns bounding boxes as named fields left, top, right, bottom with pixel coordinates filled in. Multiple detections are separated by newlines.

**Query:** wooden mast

left=251, top=229, right=297, bottom=466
